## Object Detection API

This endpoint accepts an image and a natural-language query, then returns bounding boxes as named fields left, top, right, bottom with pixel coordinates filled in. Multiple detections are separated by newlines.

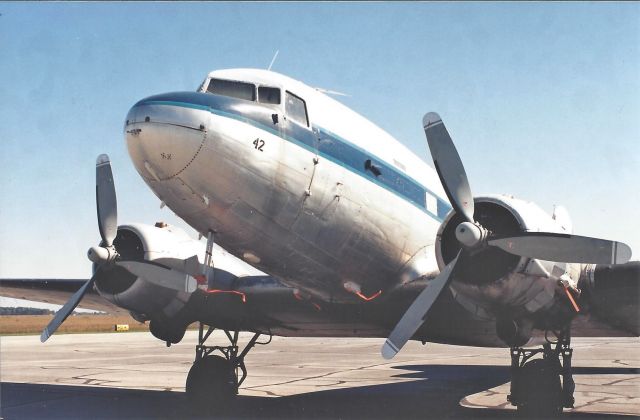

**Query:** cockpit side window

left=207, top=78, right=256, bottom=101
left=258, top=86, right=281, bottom=105
left=285, top=91, right=309, bottom=127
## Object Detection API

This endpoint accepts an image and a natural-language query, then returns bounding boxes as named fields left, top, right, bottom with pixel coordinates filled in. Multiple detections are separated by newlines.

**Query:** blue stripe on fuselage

left=134, top=92, right=452, bottom=221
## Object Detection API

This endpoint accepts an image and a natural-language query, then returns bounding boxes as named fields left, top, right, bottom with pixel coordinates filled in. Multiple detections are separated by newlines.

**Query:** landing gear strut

left=508, top=328, right=575, bottom=417
left=185, top=322, right=271, bottom=412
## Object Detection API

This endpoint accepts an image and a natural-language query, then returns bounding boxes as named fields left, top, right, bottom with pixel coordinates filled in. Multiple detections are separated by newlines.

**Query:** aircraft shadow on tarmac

left=1, top=364, right=636, bottom=419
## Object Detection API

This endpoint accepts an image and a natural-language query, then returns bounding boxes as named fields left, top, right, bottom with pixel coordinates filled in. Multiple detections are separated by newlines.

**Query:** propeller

left=40, top=276, right=97, bottom=343
left=423, top=113, right=474, bottom=223
left=488, top=233, right=632, bottom=265
left=382, top=252, right=461, bottom=359
left=41, top=155, right=199, bottom=343
left=96, top=154, right=117, bottom=247
left=116, top=261, right=198, bottom=293
left=381, top=112, right=632, bottom=358
left=41, top=155, right=114, bottom=343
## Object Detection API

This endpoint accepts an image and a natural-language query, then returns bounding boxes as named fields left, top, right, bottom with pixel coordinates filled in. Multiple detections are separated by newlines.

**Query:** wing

left=0, top=278, right=126, bottom=314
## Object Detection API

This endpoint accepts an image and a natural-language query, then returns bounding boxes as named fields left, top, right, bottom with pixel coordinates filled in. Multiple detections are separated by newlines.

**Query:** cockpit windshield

left=206, top=78, right=256, bottom=101
left=258, top=86, right=281, bottom=104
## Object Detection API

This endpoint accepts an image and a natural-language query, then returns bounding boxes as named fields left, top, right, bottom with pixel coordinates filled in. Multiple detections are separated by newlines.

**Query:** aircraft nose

left=124, top=94, right=209, bottom=181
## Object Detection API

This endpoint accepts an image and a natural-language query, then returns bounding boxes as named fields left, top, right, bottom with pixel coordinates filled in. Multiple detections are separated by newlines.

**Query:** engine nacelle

left=580, top=262, right=640, bottom=335
left=435, top=195, right=581, bottom=338
left=93, top=223, right=204, bottom=324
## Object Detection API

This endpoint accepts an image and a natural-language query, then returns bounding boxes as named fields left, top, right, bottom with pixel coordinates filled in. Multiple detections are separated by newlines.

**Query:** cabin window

left=285, top=91, right=309, bottom=126
left=258, top=86, right=281, bottom=104
left=425, top=192, right=438, bottom=215
left=207, top=78, right=256, bottom=101
left=438, top=200, right=451, bottom=219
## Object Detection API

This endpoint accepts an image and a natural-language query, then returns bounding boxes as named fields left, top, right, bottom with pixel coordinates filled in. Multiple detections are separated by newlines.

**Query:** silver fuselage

left=125, top=86, right=450, bottom=304
left=110, top=70, right=637, bottom=347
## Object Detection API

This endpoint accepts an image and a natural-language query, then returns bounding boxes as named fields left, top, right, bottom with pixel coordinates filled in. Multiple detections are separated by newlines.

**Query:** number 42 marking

left=252, top=138, right=265, bottom=152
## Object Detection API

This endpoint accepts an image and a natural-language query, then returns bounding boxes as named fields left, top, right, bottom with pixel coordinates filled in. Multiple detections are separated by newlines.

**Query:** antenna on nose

left=267, top=50, right=279, bottom=71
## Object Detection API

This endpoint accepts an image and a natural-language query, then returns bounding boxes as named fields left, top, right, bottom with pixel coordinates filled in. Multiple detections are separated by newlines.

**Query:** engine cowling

left=435, top=195, right=582, bottom=345
left=93, top=223, right=204, bottom=325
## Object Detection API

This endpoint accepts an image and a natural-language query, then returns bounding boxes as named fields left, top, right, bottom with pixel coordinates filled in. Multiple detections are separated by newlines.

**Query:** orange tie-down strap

left=562, top=284, right=580, bottom=313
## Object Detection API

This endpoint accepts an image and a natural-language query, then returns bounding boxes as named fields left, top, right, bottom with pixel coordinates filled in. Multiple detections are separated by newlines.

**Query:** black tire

left=185, top=355, right=238, bottom=414
left=516, top=358, right=563, bottom=418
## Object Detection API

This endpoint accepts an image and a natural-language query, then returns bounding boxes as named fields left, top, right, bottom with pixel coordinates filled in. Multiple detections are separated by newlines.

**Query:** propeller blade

left=96, top=154, right=117, bottom=247
left=423, top=113, right=474, bottom=223
left=116, top=260, right=198, bottom=293
left=488, top=233, right=632, bottom=265
left=382, top=252, right=461, bottom=359
left=41, top=276, right=97, bottom=342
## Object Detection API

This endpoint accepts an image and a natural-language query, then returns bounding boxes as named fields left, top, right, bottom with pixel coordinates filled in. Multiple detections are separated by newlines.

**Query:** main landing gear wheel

left=516, top=358, right=562, bottom=417
left=185, top=322, right=271, bottom=415
left=508, top=329, right=575, bottom=418
left=186, top=355, right=238, bottom=413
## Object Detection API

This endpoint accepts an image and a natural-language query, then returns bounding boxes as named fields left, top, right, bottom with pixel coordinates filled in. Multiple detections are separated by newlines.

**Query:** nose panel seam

left=142, top=120, right=205, bottom=132
left=156, top=129, right=207, bottom=181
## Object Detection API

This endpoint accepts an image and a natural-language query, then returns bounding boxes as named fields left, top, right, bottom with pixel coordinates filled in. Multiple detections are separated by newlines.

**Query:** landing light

left=242, top=252, right=261, bottom=264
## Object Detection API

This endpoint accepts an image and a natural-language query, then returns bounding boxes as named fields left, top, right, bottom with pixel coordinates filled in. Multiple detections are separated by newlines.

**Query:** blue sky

left=1, top=2, right=638, bottom=278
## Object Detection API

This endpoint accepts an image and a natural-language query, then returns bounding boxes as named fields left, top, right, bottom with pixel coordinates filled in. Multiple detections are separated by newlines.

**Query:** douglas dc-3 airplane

left=11, top=69, right=639, bottom=416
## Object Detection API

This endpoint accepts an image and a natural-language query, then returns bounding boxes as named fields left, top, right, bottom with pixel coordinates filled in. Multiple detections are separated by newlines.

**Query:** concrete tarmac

left=1, top=331, right=638, bottom=419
